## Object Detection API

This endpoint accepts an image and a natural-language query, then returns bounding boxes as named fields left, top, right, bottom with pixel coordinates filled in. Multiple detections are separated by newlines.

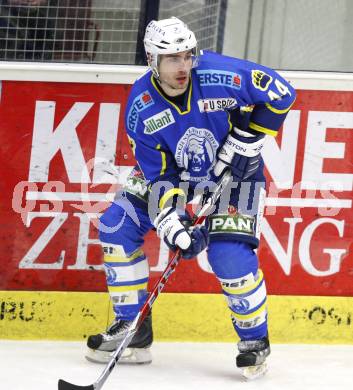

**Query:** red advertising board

left=0, top=80, right=352, bottom=296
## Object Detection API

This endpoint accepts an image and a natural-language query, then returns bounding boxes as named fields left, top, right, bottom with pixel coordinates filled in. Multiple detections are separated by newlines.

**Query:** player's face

left=158, top=50, right=193, bottom=96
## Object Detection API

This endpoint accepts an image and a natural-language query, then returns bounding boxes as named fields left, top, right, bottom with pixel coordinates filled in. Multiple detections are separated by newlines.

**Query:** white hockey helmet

left=144, top=17, right=198, bottom=77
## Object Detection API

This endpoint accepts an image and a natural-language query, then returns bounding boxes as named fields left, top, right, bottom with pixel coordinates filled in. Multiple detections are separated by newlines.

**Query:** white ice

left=1, top=341, right=353, bottom=390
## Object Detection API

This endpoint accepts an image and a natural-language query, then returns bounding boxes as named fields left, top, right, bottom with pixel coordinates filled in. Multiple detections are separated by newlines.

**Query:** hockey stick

left=58, top=170, right=232, bottom=390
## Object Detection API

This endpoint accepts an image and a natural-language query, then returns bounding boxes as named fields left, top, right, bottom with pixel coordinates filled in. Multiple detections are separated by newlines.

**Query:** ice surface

left=1, top=341, right=353, bottom=390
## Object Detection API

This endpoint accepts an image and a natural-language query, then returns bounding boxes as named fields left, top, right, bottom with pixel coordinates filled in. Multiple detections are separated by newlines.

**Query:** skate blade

left=241, top=362, right=268, bottom=381
left=85, top=347, right=152, bottom=365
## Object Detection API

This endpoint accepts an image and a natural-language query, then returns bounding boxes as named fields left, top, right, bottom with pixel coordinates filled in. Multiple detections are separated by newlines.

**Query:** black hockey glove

left=154, top=207, right=209, bottom=259
left=214, top=127, right=265, bottom=180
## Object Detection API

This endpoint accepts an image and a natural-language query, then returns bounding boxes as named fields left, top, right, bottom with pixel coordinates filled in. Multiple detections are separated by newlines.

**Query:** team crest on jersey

left=198, top=98, right=237, bottom=113
left=175, top=127, right=219, bottom=182
left=196, top=70, right=242, bottom=89
left=252, top=70, right=273, bottom=91
left=127, top=90, right=154, bottom=133
left=143, top=108, right=175, bottom=134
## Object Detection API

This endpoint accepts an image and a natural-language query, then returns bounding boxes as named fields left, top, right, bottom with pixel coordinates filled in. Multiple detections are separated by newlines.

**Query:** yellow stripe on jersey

left=222, top=270, right=264, bottom=295
left=108, top=282, right=148, bottom=292
left=226, top=111, right=232, bottom=133
left=159, top=188, right=186, bottom=210
left=230, top=300, right=267, bottom=320
left=249, top=121, right=278, bottom=137
left=104, top=248, right=144, bottom=263
left=156, top=144, right=167, bottom=175
left=265, top=99, right=296, bottom=114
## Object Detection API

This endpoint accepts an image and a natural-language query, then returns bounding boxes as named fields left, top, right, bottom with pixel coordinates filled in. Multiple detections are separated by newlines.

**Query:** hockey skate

left=236, top=336, right=270, bottom=380
left=85, top=312, right=153, bottom=364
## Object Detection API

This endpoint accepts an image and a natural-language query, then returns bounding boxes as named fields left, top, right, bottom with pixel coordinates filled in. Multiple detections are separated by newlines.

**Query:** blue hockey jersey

left=125, top=50, right=296, bottom=208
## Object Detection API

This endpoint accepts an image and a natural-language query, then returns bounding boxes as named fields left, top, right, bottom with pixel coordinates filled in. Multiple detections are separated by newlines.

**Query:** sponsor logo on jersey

left=127, top=90, right=154, bottom=133
left=196, top=70, right=242, bottom=89
left=175, top=127, right=219, bottom=182
left=198, top=98, right=238, bottom=113
left=143, top=108, right=175, bottom=134
left=125, top=172, right=149, bottom=202
left=251, top=70, right=273, bottom=91
left=208, top=214, right=256, bottom=236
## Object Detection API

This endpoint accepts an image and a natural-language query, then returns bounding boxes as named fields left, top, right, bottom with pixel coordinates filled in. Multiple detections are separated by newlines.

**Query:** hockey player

left=86, top=17, right=296, bottom=378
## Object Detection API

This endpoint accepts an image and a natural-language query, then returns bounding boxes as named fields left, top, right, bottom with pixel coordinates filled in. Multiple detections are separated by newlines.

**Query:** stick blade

left=58, top=379, right=95, bottom=390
